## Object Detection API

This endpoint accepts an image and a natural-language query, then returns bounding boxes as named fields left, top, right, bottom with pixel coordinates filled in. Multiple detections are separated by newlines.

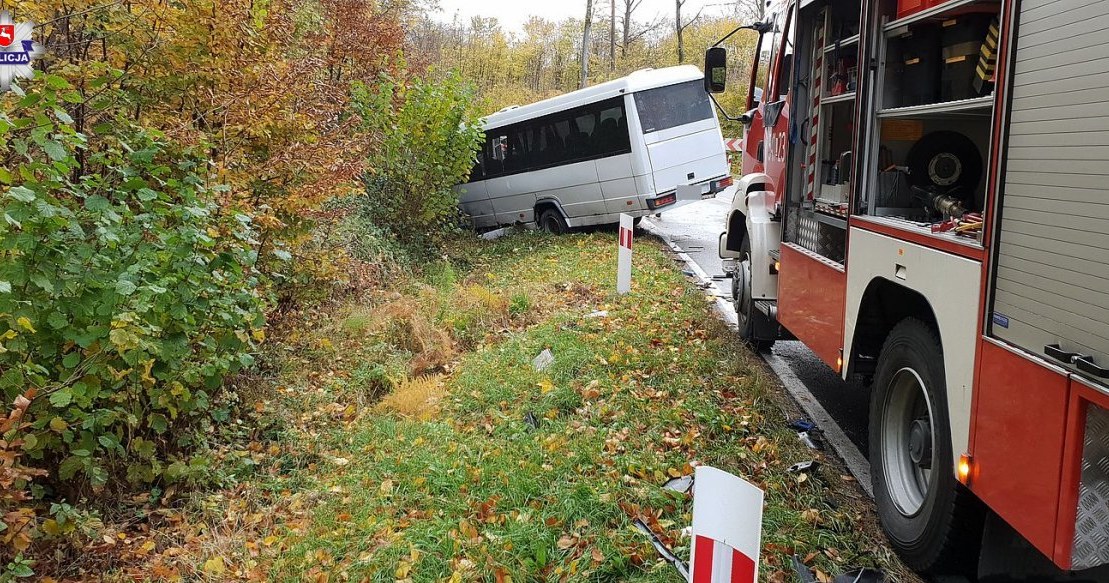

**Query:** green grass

left=233, top=232, right=911, bottom=582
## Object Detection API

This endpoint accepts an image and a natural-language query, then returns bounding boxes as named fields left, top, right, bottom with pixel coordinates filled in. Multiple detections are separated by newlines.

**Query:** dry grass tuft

left=376, top=375, right=445, bottom=419
left=366, top=298, right=455, bottom=374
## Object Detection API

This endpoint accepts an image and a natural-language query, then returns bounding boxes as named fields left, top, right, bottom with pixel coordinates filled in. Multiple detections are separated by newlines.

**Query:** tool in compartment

left=974, top=16, right=1001, bottom=95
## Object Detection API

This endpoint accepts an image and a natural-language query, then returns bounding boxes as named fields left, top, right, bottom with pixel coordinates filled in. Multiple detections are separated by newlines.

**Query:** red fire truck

left=705, top=0, right=1109, bottom=577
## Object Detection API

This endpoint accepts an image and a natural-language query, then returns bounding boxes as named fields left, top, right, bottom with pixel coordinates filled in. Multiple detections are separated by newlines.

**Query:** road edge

left=640, top=218, right=874, bottom=498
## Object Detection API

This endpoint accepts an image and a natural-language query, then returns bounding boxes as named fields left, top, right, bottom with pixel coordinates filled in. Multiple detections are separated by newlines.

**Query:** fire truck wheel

left=734, top=238, right=774, bottom=351
left=538, top=209, right=568, bottom=234
left=870, top=318, right=983, bottom=575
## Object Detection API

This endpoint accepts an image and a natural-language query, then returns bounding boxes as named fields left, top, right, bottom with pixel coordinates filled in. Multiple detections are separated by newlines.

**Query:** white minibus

left=457, top=65, right=732, bottom=233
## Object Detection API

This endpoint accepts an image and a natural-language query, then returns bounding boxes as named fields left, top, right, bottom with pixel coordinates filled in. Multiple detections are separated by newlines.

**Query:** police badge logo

left=0, top=11, right=45, bottom=91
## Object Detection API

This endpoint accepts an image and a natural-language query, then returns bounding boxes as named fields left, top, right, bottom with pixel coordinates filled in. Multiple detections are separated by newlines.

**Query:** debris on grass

left=788, top=460, right=821, bottom=474
left=662, top=474, right=694, bottom=494
left=798, top=430, right=823, bottom=450
left=531, top=347, right=555, bottom=371
left=634, top=518, right=690, bottom=579
left=789, top=418, right=817, bottom=432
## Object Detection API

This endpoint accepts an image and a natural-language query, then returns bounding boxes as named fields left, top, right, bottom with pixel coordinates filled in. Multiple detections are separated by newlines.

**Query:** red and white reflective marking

left=804, top=10, right=826, bottom=202
left=691, top=535, right=757, bottom=583
left=616, top=213, right=633, bottom=294
left=619, top=225, right=633, bottom=250
left=688, top=466, right=764, bottom=583
left=723, top=138, right=743, bottom=152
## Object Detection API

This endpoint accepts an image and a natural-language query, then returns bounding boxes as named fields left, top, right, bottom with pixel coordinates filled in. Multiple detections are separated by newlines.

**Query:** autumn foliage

left=0, top=0, right=483, bottom=572
left=3, top=0, right=760, bottom=576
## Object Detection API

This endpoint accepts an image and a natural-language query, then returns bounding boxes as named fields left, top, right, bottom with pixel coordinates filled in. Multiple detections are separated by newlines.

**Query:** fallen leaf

left=203, top=556, right=226, bottom=576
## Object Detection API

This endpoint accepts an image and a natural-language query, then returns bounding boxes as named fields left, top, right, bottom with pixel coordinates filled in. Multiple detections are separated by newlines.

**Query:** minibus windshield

left=634, top=80, right=713, bottom=133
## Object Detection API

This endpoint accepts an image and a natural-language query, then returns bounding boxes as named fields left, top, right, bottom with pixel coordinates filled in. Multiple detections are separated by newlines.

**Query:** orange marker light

left=774, top=261, right=781, bottom=272
left=958, top=454, right=973, bottom=485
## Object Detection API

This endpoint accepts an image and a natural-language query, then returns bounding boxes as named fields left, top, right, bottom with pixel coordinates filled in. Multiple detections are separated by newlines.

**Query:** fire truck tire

left=538, top=209, right=568, bottom=234
left=734, top=237, right=774, bottom=351
left=870, top=318, right=984, bottom=575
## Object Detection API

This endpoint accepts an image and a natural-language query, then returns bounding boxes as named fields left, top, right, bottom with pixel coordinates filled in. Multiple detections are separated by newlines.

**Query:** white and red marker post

left=689, top=466, right=765, bottom=583
left=616, top=213, right=634, bottom=295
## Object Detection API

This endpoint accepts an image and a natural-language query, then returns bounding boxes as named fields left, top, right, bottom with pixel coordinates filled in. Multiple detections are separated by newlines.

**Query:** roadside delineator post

left=689, top=466, right=765, bottom=583
left=617, top=213, right=633, bottom=294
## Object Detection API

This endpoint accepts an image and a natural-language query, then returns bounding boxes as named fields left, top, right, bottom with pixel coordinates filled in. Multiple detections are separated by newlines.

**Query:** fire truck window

left=766, top=5, right=795, bottom=101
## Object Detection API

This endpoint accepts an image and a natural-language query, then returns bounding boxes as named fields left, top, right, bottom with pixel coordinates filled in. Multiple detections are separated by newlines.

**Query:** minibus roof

left=482, top=65, right=704, bottom=130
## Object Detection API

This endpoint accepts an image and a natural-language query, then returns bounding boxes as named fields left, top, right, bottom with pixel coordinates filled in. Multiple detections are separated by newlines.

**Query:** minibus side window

left=568, top=111, right=596, bottom=160
left=467, top=150, right=485, bottom=183
left=596, top=104, right=630, bottom=155
left=503, top=127, right=527, bottom=173
left=485, top=134, right=507, bottom=177
left=479, top=97, right=632, bottom=178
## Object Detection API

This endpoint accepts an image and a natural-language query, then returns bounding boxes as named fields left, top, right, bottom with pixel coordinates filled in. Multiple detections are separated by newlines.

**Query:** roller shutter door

left=990, top=0, right=1109, bottom=384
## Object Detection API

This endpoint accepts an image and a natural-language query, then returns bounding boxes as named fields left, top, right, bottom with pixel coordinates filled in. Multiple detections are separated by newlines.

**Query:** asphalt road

left=644, top=191, right=873, bottom=457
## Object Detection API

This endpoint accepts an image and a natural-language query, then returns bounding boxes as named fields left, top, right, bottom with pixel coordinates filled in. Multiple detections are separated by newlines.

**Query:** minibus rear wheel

left=539, top=209, right=568, bottom=234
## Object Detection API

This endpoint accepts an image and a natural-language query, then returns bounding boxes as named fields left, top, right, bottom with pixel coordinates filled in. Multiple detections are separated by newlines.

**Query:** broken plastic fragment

left=532, top=348, right=554, bottom=371
left=633, top=519, right=689, bottom=579
left=662, top=474, right=694, bottom=493
left=788, top=460, right=819, bottom=474
left=797, top=431, right=822, bottom=450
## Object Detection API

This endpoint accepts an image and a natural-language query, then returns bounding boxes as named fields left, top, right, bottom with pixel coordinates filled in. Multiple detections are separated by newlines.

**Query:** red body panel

left=777, top=243, right=846, bottom=369
left=969, top=340, right=1070, bottom=558
left=1053, top=380, right=1109, bottom=568
left=741, top=116, right=764, bottom=177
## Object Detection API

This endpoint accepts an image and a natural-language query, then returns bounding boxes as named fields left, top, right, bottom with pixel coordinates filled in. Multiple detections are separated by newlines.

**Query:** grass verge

left=104, top=231, right=915, bottom=582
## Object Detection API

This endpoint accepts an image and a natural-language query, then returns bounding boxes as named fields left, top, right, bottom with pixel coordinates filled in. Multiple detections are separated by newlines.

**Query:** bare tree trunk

left=621, top=0, right=641, bottom=57
left=676, top=0, right=684, bottom=64
left=581, top=0, right=593, bottom=88
left=609, top=0, right=616, bottom=71
left=622, top=0, right=631, bottom=56
left=676, top=0, right=702, bottom=64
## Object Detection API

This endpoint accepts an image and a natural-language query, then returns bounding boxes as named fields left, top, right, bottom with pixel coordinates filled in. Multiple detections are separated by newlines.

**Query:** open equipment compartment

left=784, top=0, right=863, bottom=265
left=856, top=0, right=1001, bottom=244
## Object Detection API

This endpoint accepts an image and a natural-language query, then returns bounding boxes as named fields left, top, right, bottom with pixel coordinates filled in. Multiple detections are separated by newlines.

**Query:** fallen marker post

left=690, top=466, right=764, bottom=583
left=617, top=213, right=633, bottom=295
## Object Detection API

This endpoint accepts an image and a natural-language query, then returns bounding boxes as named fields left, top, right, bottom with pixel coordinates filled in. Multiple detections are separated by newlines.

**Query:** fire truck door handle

left=1075, top=356, right=1109, bottom=379
left=1044, top=344, right=1081, bottom=365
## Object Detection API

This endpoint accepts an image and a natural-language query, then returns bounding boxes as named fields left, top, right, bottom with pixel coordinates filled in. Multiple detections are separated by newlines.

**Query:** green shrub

left=350, top=71, right=485, bottom=250
left=0, top=78, right=265, bottom=491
